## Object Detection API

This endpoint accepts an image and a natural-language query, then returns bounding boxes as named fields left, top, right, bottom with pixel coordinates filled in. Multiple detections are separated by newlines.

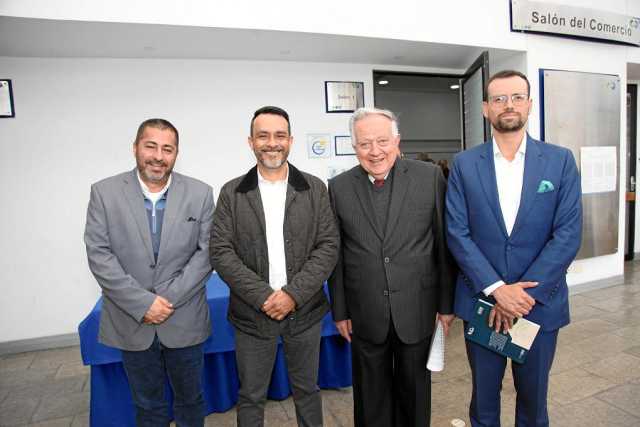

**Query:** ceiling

left=0, top=16, right=519, bottom=70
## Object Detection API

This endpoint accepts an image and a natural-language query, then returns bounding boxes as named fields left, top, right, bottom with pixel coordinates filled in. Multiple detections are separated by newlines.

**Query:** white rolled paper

left=427, top=320, right=445, bottom=372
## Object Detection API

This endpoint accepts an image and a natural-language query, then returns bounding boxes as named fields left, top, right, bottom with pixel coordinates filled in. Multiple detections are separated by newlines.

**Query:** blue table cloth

left=79, top=274, right=352, bottom=427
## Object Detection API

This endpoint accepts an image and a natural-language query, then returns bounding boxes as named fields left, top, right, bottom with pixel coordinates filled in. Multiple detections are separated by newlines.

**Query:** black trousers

left=351, top=322, right=431, bottom=427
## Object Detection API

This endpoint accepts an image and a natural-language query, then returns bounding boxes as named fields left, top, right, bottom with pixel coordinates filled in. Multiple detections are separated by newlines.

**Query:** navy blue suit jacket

left=446, top=135, right=582, bottom=331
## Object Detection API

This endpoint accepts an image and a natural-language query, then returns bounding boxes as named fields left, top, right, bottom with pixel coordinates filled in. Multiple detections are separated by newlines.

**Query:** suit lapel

left=352, top=168, right=384, bottom=241
left=477, top=142, right=509, bottom=238
left=384, top=160, right=410, bottom=241
left=511, top=137, right=546, bottom=237
left=157, top=174, right=185, bottom=262
left=122, top=170, right=155, bottom=263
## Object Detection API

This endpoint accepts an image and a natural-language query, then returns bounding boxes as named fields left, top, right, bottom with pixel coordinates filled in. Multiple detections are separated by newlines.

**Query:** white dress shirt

left=483, top=135, right=527, bottom=296
left=258, top=167, right=289, bottom=290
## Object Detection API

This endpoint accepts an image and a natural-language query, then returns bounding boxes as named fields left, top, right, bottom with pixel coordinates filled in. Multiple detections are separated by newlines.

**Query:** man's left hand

left=437, top=313, right=455, bottom=336
left=488, top=305, right=515, bottom=333
left=262, top=290, right=296, bottom=320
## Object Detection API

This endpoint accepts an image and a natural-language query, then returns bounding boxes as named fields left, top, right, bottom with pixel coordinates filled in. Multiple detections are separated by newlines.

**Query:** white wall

left=0, top=57, right=464, bottom=342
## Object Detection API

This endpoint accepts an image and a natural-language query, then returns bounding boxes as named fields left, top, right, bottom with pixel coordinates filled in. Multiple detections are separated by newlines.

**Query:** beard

left=255, top=146, right=289, bottom=169
left=491, top=110, right=526, bottom=133
left=139, top=161, right=171, bottom=183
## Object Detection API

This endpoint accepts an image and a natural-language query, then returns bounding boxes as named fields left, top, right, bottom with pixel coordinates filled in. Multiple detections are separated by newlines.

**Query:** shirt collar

left=257, top=164, right=289, bottom=185
left=136, top=171, right=171, bottom=198
left=493, top=134, right=527, bottom=159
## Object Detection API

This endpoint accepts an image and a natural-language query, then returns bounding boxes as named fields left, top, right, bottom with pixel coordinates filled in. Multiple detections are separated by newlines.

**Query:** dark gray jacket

left=210, top=163, right=339, bottom=337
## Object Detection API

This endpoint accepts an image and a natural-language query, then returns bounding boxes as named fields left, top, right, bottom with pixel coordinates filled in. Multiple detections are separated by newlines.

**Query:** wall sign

left=0, top=80, right=15, bottom=118
left=325, top=81, right=364, bottom=113
left=511, top=0, right=640, bottom=46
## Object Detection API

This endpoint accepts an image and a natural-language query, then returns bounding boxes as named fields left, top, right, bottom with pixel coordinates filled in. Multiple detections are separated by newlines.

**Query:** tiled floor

left=2, top=263, right=640, bottom=426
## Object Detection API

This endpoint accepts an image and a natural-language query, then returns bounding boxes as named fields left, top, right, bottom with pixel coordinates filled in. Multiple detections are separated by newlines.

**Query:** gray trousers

left=234, top=320, right=323, bottom=427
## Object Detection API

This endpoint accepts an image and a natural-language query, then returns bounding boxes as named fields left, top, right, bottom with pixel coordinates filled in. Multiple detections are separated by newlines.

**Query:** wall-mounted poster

left=325, top=81, right=364, bottom=113
left=0, top=80, right=15, bottom=118
left=335, top=135, right=355, bottom=156
left=306, top=133, right=331, bottom=158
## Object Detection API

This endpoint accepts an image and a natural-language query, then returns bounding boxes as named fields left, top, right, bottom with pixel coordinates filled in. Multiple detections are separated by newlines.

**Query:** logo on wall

left=306, top=134, right=331, bottom=159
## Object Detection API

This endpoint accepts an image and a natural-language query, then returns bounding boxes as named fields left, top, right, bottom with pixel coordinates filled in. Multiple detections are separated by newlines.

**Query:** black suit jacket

left=328, top=159, right=455, bottom=344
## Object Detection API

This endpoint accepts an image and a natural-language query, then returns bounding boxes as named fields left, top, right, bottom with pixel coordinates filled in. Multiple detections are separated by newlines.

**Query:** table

left=79, top=274, right=352, bottom=427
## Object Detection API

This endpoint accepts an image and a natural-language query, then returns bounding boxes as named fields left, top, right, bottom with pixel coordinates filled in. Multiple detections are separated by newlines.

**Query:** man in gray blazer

left=84, top=118, right=214, bottom=427
left=328, top=107, right=456, bottom=427
left=210, top=106, right=338, bottom=427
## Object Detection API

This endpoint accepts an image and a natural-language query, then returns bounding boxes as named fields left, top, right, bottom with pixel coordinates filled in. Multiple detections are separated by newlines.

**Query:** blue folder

left=464, top=299, right=536, bottom=364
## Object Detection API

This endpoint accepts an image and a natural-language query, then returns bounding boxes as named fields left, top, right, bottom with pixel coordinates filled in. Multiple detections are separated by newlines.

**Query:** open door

left=460, top=51, right=491, bottom=150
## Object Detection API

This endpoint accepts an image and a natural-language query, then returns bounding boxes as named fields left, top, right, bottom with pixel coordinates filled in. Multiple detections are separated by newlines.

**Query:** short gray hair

left=349, top=107, right=400, bottom=147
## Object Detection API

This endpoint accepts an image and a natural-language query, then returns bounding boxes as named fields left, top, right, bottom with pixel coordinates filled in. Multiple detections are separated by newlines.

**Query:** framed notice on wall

left=0, top=80, right=15, bottom=118
left=325, top=81, right=364, bottom=113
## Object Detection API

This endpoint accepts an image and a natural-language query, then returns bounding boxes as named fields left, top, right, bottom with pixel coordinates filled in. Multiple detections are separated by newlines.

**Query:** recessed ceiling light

left=378, top=80, right=389, bottom=85
left=450, top=84, right=460, bottom=90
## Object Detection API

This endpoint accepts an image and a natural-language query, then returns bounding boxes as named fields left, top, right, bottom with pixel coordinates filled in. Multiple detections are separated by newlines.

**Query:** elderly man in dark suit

left=210, top=106, right=339, bottom=427
left=85, top=118, right=214, bottom=427
left=328, top=107, right=456, bottom=427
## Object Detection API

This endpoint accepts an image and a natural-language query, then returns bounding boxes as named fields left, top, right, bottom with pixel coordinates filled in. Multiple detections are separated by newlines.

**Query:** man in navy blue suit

left=446, top=70, right=582, bottom=427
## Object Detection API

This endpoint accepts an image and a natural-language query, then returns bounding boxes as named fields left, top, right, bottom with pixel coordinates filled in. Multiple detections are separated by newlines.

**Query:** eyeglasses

left=355, top=139, right=392, bottom=152
left=488, top=93, right=529, bottom=107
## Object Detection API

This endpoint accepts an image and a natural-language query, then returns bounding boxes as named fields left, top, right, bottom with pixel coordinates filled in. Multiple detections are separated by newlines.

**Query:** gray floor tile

left=70, top=412, right=89, bottom=427
left=31, top=392, right=89, bottom=423
left=596, top=382, right=640, bottom=417
left=557, top=318, right=618, bottom=345
left=8, top=376, right=85, bottom=401
left=0, top=397, right=39, bottom=426
left=549, top=396, right=640, bottom=427
left=0, top=366, right=57, bottom=389
left=28, top=417, right=73, bottom=426
left=548, top=367, right=617, bottom=405
left=581, top=353, right=640, bottom=384
left=587, top=293, right=640, bottom=313
left=204, top=408, right=235, bottom=427
left=0, top=353, right=36, bottom=373
left=579, top=284, right=640, bottom=300
left=569, top=332, right=638, bottom=359
left=29, top=348, right=82, bottom=372
left=624, top=345, right=640, bottom=358
left=55, top=363, right=89, bottom=380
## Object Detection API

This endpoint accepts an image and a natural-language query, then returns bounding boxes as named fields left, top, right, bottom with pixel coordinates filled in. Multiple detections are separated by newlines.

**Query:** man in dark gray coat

left=85, top=118, right=214, bottom=427
left=210, top=106, right=339, bottom=427
left=328, top=107, right=456, bottom=427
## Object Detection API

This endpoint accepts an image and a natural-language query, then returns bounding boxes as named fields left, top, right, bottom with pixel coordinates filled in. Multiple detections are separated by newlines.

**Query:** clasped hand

left=262, top=290, right=296, bottom=321
left=143, top=296, right=174, bottom=324
left=489, top=281, right=538, bottom=333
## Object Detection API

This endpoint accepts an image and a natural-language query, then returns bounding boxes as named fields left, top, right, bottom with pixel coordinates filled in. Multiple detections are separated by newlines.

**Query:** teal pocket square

left=537, top=180, right=555, bottom=193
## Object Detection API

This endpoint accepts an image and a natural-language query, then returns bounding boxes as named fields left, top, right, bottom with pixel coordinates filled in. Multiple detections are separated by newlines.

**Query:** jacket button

left=149, top=264, right=156, bottom=269
left=383, top=290, right=389, bottom=296
left=384, top=257, right=390, bottom=263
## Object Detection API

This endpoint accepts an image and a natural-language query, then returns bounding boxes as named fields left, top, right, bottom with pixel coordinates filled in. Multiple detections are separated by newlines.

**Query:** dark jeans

left=121, top=335, right=205, bottom=427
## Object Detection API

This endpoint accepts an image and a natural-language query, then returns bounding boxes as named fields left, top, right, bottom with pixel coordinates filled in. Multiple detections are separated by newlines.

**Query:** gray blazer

left=328, top=159, right=456, bottom=344
left=85, top=169, right=214, bottom=351
left=210, top=164, right=339, bottom=338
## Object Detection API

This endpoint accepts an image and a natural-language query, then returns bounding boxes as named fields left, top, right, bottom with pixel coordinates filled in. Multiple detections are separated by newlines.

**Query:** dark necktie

left=373, top=179, right=385, bottom=188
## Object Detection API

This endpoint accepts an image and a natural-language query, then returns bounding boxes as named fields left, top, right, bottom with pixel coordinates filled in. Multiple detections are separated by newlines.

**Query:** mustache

left=145, top=160, right=167, bottom=167
left=260, top=147, right=284, bottom=153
